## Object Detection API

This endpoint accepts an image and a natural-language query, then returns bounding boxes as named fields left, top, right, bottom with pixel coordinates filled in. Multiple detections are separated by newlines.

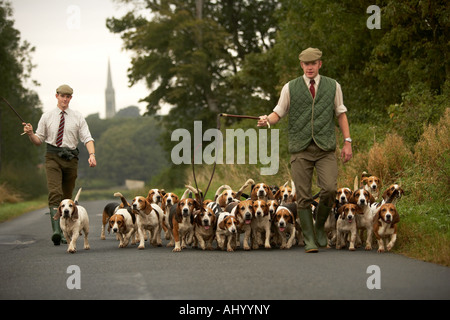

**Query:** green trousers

left=45, top=152, right=78, bottom=208
left=290, top=142, right=337, bottom=251
left=290, top=142, right=337, bottom=209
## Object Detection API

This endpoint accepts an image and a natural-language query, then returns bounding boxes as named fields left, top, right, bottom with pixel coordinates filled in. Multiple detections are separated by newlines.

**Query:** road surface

left=0, top=199, right=449, bottom=303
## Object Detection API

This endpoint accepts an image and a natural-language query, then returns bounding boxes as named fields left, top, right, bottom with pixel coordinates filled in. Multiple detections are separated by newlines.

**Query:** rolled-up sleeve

left=334, top=82, right=347, bottom=117
left=272, top=83, right=290, bottom=119
left=78, top=117, right=94, bottom=145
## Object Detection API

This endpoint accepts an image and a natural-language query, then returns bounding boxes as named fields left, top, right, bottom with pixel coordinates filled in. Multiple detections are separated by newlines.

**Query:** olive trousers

left=290, top=142, right=337, bottom=209
left=45, top=152, right=78, bottom=207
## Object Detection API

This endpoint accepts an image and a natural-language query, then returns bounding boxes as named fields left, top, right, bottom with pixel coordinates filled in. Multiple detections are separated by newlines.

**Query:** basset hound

left=336, top=203, right=362, bottom=251
left=131, top=196, right=163, bottom=249
left=362, top=175, right=382, bottom=200
left=216, top=212, right=239, bottom=252
left=226, top=199, right=254, bottom=250
left=250, top=182, right=275, bottom=201
left=214, top=178, right=254, bottom=210
left=193, top=206, right=216, bottom=250
left=101, top=202, right=120, bottom=240
left=273, top=180, right=296, bottom=205
left=273, top=204, right=297, bottom=249
left=109, top=192, right=137, bottom=248
left=160, top=192, right=179, bottom=241
left=325, top=187, right=353, bottom=248
left=350, top=188, right=376, bottom=250
left=251, top=200, right=271, bottom=249
left=169, top=197, right=199, bottom=252
left=54, top=188, right=90, bottom=253
left=373, top=203, right=400, bottom=253
left=146, top=188, right=166, bottom=206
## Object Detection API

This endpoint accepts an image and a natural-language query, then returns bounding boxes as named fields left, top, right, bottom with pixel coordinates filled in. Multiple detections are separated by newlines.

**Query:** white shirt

left=35, top=107, right=94, bottom=149
left=273, top=74, right=347, bottom=118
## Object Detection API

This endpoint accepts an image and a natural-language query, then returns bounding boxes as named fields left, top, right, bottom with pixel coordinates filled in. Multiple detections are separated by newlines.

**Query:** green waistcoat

left=288, top=75, right=337, bottom=153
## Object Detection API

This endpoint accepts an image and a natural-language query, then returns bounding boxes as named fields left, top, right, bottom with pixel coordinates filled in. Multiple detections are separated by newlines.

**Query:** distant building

left=105, top=58, right=116, bottom=119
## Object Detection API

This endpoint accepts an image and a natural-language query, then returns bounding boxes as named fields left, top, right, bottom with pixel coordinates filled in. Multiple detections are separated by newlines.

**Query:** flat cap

left=56, top=84, right=73, bottom=95
left=298, top=48, right=322, bottom=62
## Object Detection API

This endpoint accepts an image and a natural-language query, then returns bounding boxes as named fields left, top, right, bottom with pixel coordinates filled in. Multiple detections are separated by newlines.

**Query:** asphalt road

left=0, top=199, right=449, bottom=302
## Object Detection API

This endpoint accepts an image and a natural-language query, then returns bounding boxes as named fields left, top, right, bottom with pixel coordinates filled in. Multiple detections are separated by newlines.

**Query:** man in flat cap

left=258, top=48, right=352, bottom=253
left=23, top=84, right=97, bottom=245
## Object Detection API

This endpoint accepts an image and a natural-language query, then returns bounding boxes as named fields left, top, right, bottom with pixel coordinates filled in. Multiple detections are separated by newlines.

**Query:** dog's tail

left=353, top=176, right=359, bottom=191
left=184, top=184, right=203, bottom=202
left=214, top=184, right=232, bottom=201
left=74, top=187, right=82, bottom=205
left=235, top=178, right=255, bottom=200
left=114, top=192, right=130, bottom=208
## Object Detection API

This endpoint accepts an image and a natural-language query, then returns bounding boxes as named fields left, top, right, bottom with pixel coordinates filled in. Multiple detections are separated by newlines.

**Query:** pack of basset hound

left=328, top=173, right=404, bottom=253
left=56, top=172, right=402, bottom=254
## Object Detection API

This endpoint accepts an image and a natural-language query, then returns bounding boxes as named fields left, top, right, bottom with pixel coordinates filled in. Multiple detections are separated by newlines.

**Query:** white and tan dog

left=216, top=212, right=239, bottom=252
left=226, top=199, right=254, bottom=250
left=251, top=200, right=271, bottom=249
left=273, top=204, right=297, bottom=249
left=373, top=203, right=400, bottom=253
left=274, top=180, right=296, bottom=205
left=325, top=187, right=353, bottom=248
left=109, top=192, right=137, bottom=248
left=214, top=179, right=254, bottom=210
left=336, top=203, right=362, bottom=251
left=350, top=188, right=376, bottom=250
left=169, top=197, right=198, bottom=252
left=193, top=206, right=217, bottom=250
left=131, top=196, right=163, bottom=249
left=54, top=188, right=90, bottom=253
left=361, top=174, right=382, bottom=200
left=146, top=188, right=166, bottom=206
left=250, top=182, right=275, bottom=201
left=160, top=192, right=179, bottom=240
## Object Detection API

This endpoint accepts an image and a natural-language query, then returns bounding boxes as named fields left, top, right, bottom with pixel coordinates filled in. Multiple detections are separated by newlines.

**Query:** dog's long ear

left=289, top=211, right=295, bottom=224
left=218, top=217, right=226, bottom=230
left=391, top=206, right=400, bottom=225
left=54, top=205, right=62, bottom=220
left=348, top=193, right=357, bottom=204
left=72, top=205, right=79, bottom=220
left=273, top=189, right=281, bottom=201
left=267, top=186, right=275, bottom=200
left=337, top=205, right=345, bottom=219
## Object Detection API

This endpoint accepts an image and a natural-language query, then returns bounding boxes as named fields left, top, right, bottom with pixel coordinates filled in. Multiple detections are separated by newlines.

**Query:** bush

left=367, top=133, right=413, bottom=185
left=387, top=82, right=448, bottom=147
left=408, top=108, right=450, bottom=202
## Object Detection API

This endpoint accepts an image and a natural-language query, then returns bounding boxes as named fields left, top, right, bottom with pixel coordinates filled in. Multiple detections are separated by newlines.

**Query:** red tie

left=56, top=111, right=65, bottom=147
left=309, top=79, right=315, bottom=99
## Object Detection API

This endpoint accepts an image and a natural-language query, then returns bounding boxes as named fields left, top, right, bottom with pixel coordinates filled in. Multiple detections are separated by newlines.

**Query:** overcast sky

left=11, top=0, right=155, bottom=118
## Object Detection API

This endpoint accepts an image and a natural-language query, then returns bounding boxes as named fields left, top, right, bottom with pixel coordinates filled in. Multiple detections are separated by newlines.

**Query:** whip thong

left=1, top=96, right=27, bottom=135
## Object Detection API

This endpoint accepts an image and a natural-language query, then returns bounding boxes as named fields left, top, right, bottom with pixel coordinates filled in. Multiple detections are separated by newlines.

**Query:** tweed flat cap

left=56, top=84, right=73, bottom=95
left=298, top=48, right=322, bottom=62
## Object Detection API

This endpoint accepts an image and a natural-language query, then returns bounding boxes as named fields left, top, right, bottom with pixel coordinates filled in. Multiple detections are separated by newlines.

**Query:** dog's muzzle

left=63, top=210, right=70, bottom=219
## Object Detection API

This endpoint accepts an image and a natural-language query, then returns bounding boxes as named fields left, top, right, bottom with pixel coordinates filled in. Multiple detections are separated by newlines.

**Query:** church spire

left=105, top=58, right=116, bottom=118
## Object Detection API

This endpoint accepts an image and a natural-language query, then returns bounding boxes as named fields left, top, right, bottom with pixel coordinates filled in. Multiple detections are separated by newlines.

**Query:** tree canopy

left=108, top=0, right=448, bottom=127
left=0, top=0, right=44, bottom=197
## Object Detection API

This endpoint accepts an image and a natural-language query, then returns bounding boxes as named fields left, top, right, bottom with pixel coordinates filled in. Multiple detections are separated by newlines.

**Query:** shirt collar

left=303, top=74, right=320, bottom=85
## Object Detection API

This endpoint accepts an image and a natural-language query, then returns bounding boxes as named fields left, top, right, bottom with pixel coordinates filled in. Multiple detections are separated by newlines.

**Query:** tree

left=78, top=116, right=169, bottom=186
left=0, top=1, right=44, bottom=198
left=107, top=0, right=279, bottom=132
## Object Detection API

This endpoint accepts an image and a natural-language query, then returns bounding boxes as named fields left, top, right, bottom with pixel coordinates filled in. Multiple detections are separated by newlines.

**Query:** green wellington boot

left=298, top=208, right=318, bottom=253
left=314, top=203, right=332, bottom=247
left=49, top=207, right=66, bottom=245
